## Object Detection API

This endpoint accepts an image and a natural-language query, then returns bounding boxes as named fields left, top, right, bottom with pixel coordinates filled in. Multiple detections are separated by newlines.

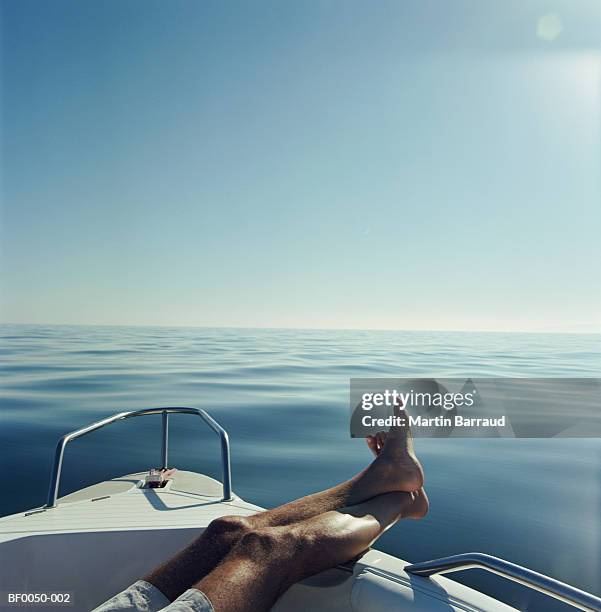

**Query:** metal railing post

left=46, top=437, right=68, bottom=509
left=195, top=408, right=233, bottom=502
left=161, top=411, right=169, bottom=469
left=219, top=430, right=232, bottom=501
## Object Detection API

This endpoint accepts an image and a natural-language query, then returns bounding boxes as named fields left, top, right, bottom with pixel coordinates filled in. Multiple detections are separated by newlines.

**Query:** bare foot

left=365, top=407, right=424, bottom=493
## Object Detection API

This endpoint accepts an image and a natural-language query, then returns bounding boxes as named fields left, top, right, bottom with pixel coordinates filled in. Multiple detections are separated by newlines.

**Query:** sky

left=1, top=0, right=600, bottom=331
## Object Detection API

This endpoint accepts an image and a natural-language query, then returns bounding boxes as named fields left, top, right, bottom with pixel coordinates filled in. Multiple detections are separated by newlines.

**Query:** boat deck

left=0, top=471, right=261, bottom=539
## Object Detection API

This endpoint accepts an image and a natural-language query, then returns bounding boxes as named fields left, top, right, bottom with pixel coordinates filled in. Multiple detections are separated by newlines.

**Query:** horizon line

left=0, top=321, right=599, bottom=335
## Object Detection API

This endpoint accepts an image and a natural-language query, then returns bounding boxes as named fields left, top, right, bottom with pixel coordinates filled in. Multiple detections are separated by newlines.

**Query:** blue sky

left=1, top=1, right=600, bottom=331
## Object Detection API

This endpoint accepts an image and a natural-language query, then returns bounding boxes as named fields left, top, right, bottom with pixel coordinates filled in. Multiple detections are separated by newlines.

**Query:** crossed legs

left=197, top=491, right=427, bottom=612
left=144, top=414, right=427, bottom=611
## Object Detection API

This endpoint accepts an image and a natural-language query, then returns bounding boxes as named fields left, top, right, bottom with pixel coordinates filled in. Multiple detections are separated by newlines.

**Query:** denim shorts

left=93, top=580, right=214, bottom=612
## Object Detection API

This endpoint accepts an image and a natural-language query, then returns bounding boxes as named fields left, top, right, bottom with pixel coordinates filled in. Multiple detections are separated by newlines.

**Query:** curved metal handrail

left=45, top=407, right=233, bottom=508
left=405, top=553, right=601, bottom=612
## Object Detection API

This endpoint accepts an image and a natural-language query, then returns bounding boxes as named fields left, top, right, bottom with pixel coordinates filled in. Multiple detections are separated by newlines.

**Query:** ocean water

left=0, top=324, right=599, bottom=611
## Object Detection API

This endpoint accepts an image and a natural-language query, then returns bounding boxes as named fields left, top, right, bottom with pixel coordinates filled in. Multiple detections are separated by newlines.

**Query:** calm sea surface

left=1, top=325, right=599, bottom=611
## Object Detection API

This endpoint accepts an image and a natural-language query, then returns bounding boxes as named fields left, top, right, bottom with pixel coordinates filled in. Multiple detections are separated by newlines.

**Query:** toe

left=407, top=489, right=429, bottom=519
left=366, top=436, right=378, bottom=457
left=376, top=431, right=387, bottom=452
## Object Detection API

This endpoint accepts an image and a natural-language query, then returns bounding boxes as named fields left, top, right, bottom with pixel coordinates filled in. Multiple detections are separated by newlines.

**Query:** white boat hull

left=0, top=470, right=518, bottom=612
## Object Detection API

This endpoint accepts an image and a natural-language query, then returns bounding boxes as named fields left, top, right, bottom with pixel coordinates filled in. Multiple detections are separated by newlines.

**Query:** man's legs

left=145, top=419, right=423, bottom=601
left=193, top=489, right=428, bottom=612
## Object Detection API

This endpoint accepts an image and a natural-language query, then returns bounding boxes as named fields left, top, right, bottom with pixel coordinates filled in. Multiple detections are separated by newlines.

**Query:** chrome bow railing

left=405, top=553, right=601, bottom=612
left=45, top=407, right=233, bottom=508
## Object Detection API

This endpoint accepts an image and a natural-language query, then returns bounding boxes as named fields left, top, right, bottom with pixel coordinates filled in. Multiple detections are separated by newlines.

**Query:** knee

left=205, top=515, right=251, bottom=544
left=237, top=527, right=308, bottom=563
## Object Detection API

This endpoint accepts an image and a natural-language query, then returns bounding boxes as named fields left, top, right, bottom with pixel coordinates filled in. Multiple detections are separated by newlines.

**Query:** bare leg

left=251, top=410, right=423, bottom=527
left=145, top=414, right=423, bottom=600
left=197, top=490, right=428, bottom=612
